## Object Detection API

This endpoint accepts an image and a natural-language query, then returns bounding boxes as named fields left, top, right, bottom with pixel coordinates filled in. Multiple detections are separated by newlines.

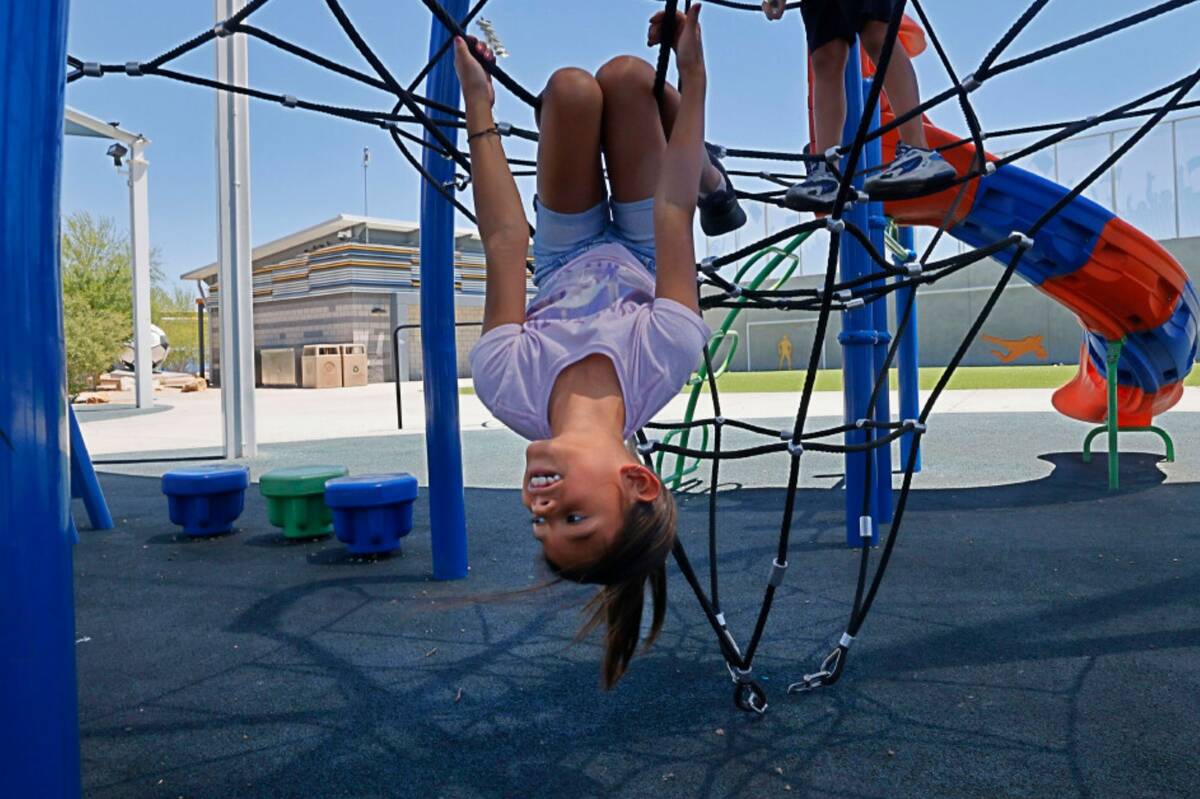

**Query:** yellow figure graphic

left=981, top=334, right=1048, bottom=363
left=777, top=334, right=794, bottom=370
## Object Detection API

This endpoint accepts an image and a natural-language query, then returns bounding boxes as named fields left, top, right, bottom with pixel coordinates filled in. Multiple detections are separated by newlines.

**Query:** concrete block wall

left=208, top=290, right=490, bottom=386
left=709, top=234, right=1200, bottom=374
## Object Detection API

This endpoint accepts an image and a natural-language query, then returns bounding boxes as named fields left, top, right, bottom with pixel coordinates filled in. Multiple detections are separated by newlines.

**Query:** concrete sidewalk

left=74, top=381, right=1200, bottom=456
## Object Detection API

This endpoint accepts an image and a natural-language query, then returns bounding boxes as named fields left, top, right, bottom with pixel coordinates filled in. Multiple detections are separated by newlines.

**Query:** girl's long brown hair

left=545, top=487, right=677, bottom=688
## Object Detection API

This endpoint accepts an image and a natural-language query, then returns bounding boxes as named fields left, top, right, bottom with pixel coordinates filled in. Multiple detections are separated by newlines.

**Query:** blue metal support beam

left=837, top=47, right=888, bottom=546
left=420, top=0, right=470, bottom=580
left=895, top=225, right=922, bottom=472
left=0, top=0, right=82, bottom=793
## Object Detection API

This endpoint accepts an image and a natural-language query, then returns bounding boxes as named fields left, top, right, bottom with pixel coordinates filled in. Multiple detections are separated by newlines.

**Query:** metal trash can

left=259, top=347, right=297, bottom=387
left=340, top=343, right=369, bottom=387
left=301, top=344, right=343, bottom=389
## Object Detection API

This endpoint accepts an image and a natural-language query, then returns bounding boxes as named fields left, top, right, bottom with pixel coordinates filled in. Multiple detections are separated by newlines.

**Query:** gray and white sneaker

left=784, top=161, right=841, bottom=213
left=864, top=143, right=957, bottom=201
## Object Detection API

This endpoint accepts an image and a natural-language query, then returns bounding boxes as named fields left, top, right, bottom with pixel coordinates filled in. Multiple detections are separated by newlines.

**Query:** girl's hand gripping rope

left=648, top=4, right=705, bottom=82
left=761, top=0, right=787, bottom=21
left=453, top=35, right=496, bottom=109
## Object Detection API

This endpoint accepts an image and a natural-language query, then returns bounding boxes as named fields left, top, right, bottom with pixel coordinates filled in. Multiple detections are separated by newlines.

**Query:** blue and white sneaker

left=784, top=161, right=841, bottom=213
left=864, top=142, right=957, bottom=201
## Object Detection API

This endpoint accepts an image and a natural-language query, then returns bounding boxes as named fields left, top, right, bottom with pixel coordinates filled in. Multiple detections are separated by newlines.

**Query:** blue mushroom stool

left=161, top=465, right=251, bottom=537
left=324, top=473, right=418, bottom=556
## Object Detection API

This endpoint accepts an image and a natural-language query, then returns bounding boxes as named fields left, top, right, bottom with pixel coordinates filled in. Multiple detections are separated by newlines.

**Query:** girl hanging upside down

left=456, top=4, right=742, bottom=688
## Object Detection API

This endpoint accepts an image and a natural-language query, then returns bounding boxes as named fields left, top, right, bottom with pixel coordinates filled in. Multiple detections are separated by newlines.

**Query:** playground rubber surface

left=77, top=413, right=1200, bottom=798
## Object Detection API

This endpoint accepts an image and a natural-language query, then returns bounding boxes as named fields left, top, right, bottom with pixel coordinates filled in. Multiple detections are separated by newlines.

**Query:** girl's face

left=522, top=434, right=660, bottom=570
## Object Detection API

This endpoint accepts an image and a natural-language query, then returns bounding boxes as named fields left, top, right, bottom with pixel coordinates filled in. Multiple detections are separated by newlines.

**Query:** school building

left=182, top=214, right=531, bottom=385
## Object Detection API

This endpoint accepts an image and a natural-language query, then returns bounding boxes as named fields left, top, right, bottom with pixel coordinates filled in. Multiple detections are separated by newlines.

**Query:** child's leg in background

left=859, top=19, right=928, bottom=149
left=809, top=38, right=851, bottom=155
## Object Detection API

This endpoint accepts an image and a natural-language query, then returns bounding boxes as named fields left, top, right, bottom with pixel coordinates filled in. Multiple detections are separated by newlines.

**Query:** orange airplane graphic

left=981, top=334, right=1048, bottom=363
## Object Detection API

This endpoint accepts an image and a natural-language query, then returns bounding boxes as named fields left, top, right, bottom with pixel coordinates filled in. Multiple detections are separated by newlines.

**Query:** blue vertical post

left=420, top=0, right=470, bottom=580
left=864, top=76, right=893, bottom=525
left=895, top=225, right=922, bottom=472
left=0, top=0, right=82, bottom=794
left=70, top=407, right=114, bottom=531
left=837, top=46, right=881, bottom=546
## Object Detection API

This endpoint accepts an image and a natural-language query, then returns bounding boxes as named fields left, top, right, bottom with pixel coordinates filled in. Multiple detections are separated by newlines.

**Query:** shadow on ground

left=75, top=452, right=1199, bottom=799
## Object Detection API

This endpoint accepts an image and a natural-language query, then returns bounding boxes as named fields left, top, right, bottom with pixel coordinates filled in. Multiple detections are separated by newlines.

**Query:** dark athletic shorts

left=800, top=0, right=896, bottom=52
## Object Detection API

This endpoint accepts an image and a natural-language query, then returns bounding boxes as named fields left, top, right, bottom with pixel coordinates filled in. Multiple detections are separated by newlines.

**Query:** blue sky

left=63, top=0, right=1200, bottom=286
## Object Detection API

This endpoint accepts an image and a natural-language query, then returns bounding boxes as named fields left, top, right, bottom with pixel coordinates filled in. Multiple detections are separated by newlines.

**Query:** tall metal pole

left=837, top=46, right=882, bottom=546
left=863, top=76, right=893, bottom=527
left=362, top=146, right=371, bottom=244
left=128, top=139, right=154, bottom=407
left=215, top=0, right=257, bottom=458
left=197, top=297, right=207, bottom=380
left=0, top=0, right=82, bottom=793
left=420, top=0, right=470, bottom=580
left=895, top=225, right=922, bottom=472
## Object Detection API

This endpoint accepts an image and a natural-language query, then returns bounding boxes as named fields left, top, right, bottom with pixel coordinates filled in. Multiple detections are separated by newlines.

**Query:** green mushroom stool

left=259, top=465, right=349, bottom=539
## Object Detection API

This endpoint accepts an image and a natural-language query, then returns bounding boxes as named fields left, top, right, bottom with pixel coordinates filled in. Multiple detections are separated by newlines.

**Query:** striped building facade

left=183, top=214, right=528, bottom=385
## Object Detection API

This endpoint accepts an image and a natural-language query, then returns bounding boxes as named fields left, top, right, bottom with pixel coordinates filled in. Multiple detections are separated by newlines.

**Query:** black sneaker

left=864, top=143, right=958, bottom=201
left=784, top=161, right=840, bottom=212
left=698, top=143, right=747, bottom=237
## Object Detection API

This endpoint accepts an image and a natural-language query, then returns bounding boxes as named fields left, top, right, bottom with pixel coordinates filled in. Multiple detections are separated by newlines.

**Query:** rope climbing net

left=68, top=0, right=1200, bottom=713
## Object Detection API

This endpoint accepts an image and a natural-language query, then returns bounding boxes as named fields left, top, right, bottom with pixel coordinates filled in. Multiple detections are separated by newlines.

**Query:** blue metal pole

left=895, top=225, right=922, bottom=472
left=0, top=0, right=82, bottom=794
left=864, top=77, right=893, bottom=526
left=837, top=46, right=880, bottom=547
left=420, top=0, right=470, bottom=580
left=70, top=407, right=114, bottom=531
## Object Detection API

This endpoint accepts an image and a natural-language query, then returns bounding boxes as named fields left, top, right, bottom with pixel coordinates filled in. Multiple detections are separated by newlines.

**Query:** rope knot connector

left=281, top=94, right=298, bottom=108
left=1013, top=232, right=1035, bottom=251
left=82, top=62, right=103, bottom=78
left=786, top=440, right=804, bottom=458
left=124, top=62, right=143, bottom=77
left=636, top=440, right=658, bottom=456
left=213, top=21, right=231, bottom=37
left=825, top=218, right=845, bottom=234
left=961, top=73, right=982, bottom=93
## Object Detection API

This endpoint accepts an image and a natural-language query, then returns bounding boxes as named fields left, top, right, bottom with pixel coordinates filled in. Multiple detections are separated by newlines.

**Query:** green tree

left=62, top=213, right=133, bottom=396
left=61, top=211, right=201, bottom=395
left=154, top=284, right=202, bottom=373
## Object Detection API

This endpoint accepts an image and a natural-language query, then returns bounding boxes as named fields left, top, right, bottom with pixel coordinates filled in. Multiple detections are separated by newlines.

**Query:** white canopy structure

left=64, top=106, right=154, bottom=409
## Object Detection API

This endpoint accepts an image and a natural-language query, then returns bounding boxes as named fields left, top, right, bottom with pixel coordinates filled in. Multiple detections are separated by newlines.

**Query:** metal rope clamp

left=636, top=439, right=657, bottom=457
left=787, top=637, right=850, bottom=694
left=727, top=665, right=768, bottom=715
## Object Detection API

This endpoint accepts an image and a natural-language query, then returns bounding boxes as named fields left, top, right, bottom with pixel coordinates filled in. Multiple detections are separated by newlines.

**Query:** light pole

left=362, top=146, right=370, bottom=244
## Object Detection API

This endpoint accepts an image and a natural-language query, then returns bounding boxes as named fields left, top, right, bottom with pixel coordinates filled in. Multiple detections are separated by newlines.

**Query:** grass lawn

left=459, top=364, right=1200, bottom=395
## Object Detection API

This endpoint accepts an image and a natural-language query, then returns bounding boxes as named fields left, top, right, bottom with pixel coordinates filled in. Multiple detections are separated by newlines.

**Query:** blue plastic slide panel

left=325, top=473, right=419, bottom=556
left=1085, top=279, right=1200, bottom=392
left=953, top=164, right=1115, bottom=286
left=161, top=465, right=250, bottom=537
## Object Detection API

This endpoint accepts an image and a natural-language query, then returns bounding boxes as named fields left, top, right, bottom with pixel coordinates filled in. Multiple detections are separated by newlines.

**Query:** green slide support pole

left=1106, top=338, right=1124, bottom=491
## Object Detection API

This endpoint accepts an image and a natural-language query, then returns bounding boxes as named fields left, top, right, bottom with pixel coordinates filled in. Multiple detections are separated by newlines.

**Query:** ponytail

left=546, top=487, right=677, bottom=688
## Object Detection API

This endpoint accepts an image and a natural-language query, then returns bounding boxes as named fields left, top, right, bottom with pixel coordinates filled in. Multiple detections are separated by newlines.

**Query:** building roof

left=180, top=214, right=483, bottom=281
